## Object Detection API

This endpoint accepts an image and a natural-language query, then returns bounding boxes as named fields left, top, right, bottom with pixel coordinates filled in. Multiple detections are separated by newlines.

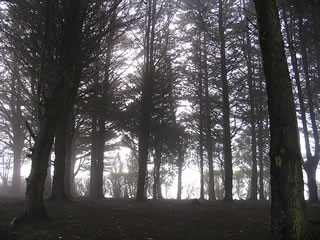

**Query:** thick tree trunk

left=89, top=102, right=105, bottom=199
left=219, top=0, right=232, bottom=201
left=51, top=110, right=69, bottom=200
left=25, top=76, right=68, bottom=220
left=253, top=0, right=308, bottom=239
left=51, top=66, right=80, bottom=201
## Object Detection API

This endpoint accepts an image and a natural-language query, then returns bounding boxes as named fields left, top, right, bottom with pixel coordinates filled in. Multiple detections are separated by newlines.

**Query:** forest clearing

left=0, top=196, right=320, bottom=240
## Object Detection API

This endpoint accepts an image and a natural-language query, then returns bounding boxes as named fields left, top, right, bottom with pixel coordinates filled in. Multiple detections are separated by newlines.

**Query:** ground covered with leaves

left=0, top=195, right=319, bottom=240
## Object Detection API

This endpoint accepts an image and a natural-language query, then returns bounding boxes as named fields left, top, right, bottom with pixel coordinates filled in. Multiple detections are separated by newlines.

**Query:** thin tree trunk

left=197, top=33, right=205, bottom=200
left=177, top=147, right=183, bottom=200
left=296, top=9, right=320, bottom=204
left=153, top=129, right=163, bottom=200
left=218, top=0, right=232, bottom=201
left=257, top=75, right=265, bottom=200
left=283, top=9, right=319, bottom=204
left=65, top=108, right=74, bottom=198
left=70, top=149, right=77, bottom=197
left=203, top=34, right=215, bottom=201
left=244, top=30, right=258, bottom=200
left=96, top=111, right=105, bottom=198
left=253, top=0, right=308, bottom=239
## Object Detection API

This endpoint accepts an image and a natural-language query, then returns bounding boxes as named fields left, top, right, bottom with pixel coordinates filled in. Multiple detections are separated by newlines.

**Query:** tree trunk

left=253, top=0, right=308, bottom=239
left=198, top=58, right=205, bottom=200
left=283, top=8, right=318, bottom=204
left=257, top=75, right=265, bottom=200
left=10, top=59, right=25, bottom=194
left=153, top=130, right=163, bottom=200
left=95, top=112, right=106, bottom=199
left=137, top=0, right=157, bottom=201
left=244, top=30, right=258, bottom=200
left=51, top=66, right=81, bottom=201
left=89, top=100, right=105, bottom=199
left=218, top=0, right=232, bottom=201
left=25, top=75, right=69, bottom=220
left=296, top=8, right=320, bottom=204
left=65, top=109, right=74, bottom=198
left=177, top=151, right=183, bottom=200
left=203, top=34, right=215, bottom=201
left=51, top=109, right=69, bottom=200
left=69, top=149, right=77, bottom=197
left=44, top=161, right=52, bottom=198
left=11, top=136, right=24, bottom=193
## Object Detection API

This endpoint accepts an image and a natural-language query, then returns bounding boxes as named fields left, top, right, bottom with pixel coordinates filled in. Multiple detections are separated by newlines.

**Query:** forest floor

left=0, top=195, right=320, bottom=240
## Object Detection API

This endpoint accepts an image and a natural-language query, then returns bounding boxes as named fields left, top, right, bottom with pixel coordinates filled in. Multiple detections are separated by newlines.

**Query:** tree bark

left=253, top=0, right=308, bottom=239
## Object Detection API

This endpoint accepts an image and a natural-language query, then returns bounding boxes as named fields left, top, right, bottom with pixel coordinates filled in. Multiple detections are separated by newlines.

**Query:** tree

left=0, top=53, right=26, bottom=194
left=241, top=0, right=258, bottom=200
left=1, top=0, right=122, bottom=220
left=136, top=0, right=177, bottom=200
left=89, top=8, right=120, bottom=199
left=253, top=0, right=308, bottom=239
left=136, top=0, right=158, bottom=200
left=280, top=0, right=320, bottom=204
